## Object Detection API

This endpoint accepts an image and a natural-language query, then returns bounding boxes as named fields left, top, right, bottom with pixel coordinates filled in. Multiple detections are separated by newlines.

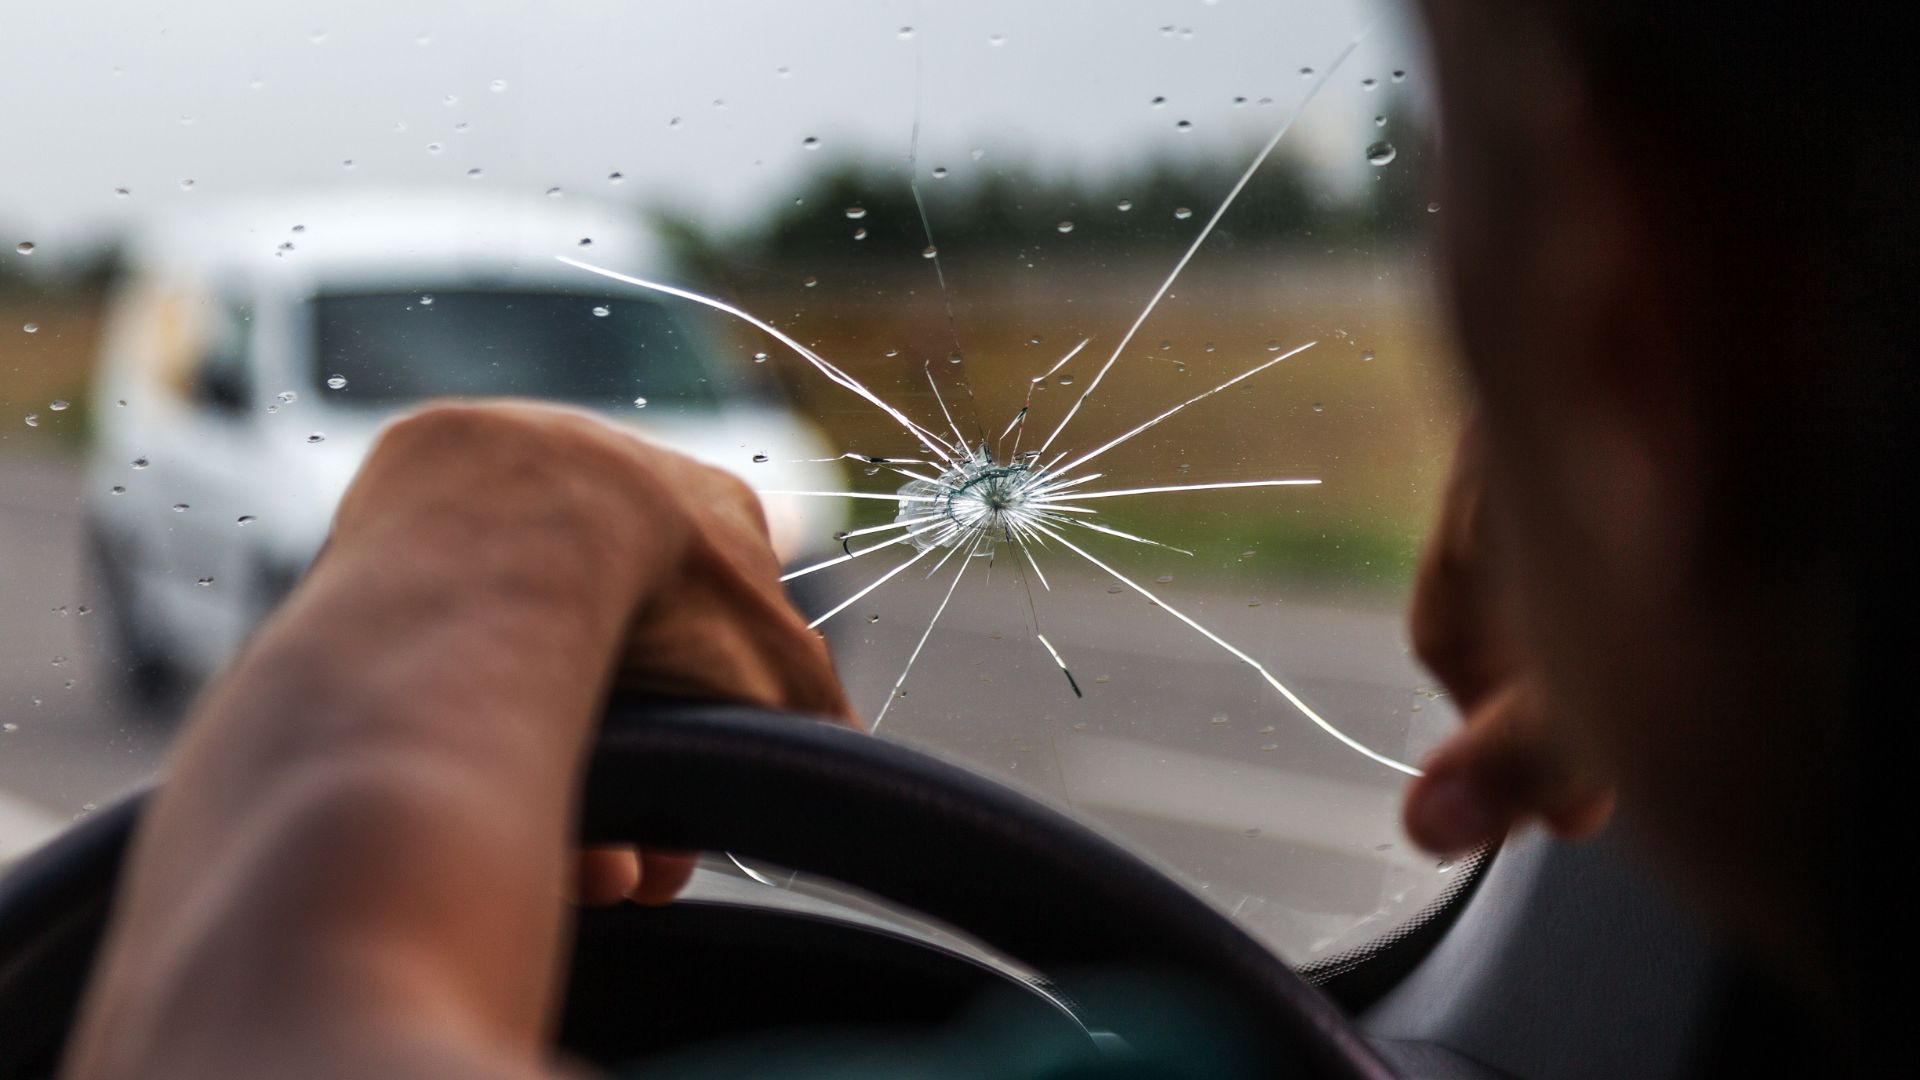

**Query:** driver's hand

left=336, top=401, right=855, bottom=905
left=1401, top=418, right=1616, bottom=854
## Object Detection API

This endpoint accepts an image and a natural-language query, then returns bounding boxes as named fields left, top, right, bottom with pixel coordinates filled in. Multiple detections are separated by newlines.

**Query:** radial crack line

left=872, top=535, right=984, bottom=733
left=1004, top=337, right=1091, bottom=458
left=781, top=519, right=956, bottom=582
left=1028, top=520, right=1419, bottom=776
left=1038, top=479, right=1320, bottom=502
left=758, top=489, right=946, bottom=502
left=806, top=544, right=940, bottom=630
left=557, top=256, right=958, bottom=462
left=1060, top=517, right=1195, bottom=556
left=1050, top=342, right=1317, bottom=480
left=1035, top=32, right=1368, bottom=456
left=924, top=359, right=973, bottom=453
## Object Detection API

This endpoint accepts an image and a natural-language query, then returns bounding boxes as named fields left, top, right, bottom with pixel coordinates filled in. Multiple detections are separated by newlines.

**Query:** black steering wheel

left=0, top=701, right=1394, bottom=1078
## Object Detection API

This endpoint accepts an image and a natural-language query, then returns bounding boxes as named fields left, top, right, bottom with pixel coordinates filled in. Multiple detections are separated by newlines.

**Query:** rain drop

left=1298, top=67, right=1314, bottom=78
left=425, top=142, right=443, bottom=154
left=306, top=432, right=325, bottom=443
left=1427, top=201, right=1440, bottom=213
left=23, top=414, right=38, bottom=427
left=753, top=351, right=768, bottom=363
left=632, top=396, right=648, bottom=409
left=752, top=453, right=769, bottom=463
left=22, top=323, right=37, bottom=334
left=1056, top=221, right=1074, bottom=234
left=196, top=576, right=214, bottom=587
left=1265, top=340, right=1280, bottom=352
left=897, top=26, right=915, bottom=39
left=489, top=79, right=508, bottom=92
left=14, top=241, right=33, bottom=255
left=1155, top=574, right=1175, bottom=584
left=591, top=305, right=610, bottom=317
left=608, top=171, right=625, bottom=184
left=1366, top=141, right=1397, bottom=166
left=802, top=276, right=818, bottom=288
left=171, top=503, right=189, bottom=513
left=278, top=390, right=298, bottom=404
left=1150, top=95, right=1167, bottom=108
left=988, top=33, right=1006, bottom=46
left=1173, top=207, right=1193, bottom=220
left=465, top=167, right=483, bottom=179
left=1312, top=402, right=1325, bottom=413
left=49, top=399, right=68, bottom=411
left=114, top=187, right=130, bottom=198
left=326, top=374, right=348, bottom=389
left=845, top=205, right=867, bottom=219
left=801, top=136, right=821, bottom=150
left=545, top=186, right=563, bottom=197
left=1174, top=119, right=1192, bottom=132
left=1361, top=77, right=1378, bottom=91
left=237, top=515, right=257, bottom=525
left=1116, top=199, right=1133, bottom=212
left=852, top=227, right=868, bottom=240
left=577, top=237, right=593, bottom=247
left=922, top=245, right=938, bottom=258
left=931, top=166, right=948, bottom=179
left=1391, top=70, right=1407, bottom=82
left=131, top=457, right=149, bottom=469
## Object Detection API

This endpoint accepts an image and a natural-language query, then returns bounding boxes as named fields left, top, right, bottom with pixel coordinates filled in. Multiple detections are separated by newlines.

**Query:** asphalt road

left=1, top=455, right=1462, bottom=963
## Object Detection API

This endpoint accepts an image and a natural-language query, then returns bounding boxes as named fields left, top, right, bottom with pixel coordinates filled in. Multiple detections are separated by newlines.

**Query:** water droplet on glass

left=1312, top=402, right=1325, bottom=413
left=1392, top=70, right=1407, bottom=82
left=326, top=374, right=348, bottom=389
left=1150, top=95, right=1167, bottom=108
left=1203, top=342, right=1216, bottom=352
left=131, top=457, right=149, bottom=469
left=49, top=399, right=68, bottom=411
left=306, top=432, right=325, bottom=444
left=1259, top=742, right=1279, bottom=752
left=607, top=171, right=625, bottom=185
left=23, top=414, right=38, bottom=427
left=14, top=241, right=33, bottom=255
left=342, top=159, right=356, bottom=170
left=110, top=485, right=126, bottom=495
left=442, top=93, right=459, bottom=107
left=1057, top=374, right=1075, bottom=386
left=1361, top=77, right=1378, bottom=91
left=490, top=79, right=508, bottom=92
left=1116, top=199, right=1133, bottom=212
left=1155, top=574, right=1175, bottom=584
left=591, top=305, right=610, bottom=317
left=947, top=352, right=963, bottom=365
left=1437, top=859, right=1454, bottom=873
left=801, top=136, right=820, bottom=150
left=1374, top=115, right=1387, bottom=127
left=802, top=276, right=818, bottom=288
left=577, top=237, right=593, bottom=247
left=897, top=26, right=915, bottom=39
left=931, top=166, right=949, bottom=179
left=1360, top=350, right=1376, bottom=362
left=632, top=396, right=648, bottom=409
left=922, top=245, right=938, bottom=258
left=1298, top=67, right=1314, bottom=78
left=465, top=167, right=483, bottom=179
left=1173, top=207, right=1193, bottom=220
left=278, top=390, right=298, bottom=404
left=545, top=186, right=563, bottom=198
left=22, top=322, right=38, bottom=334
left=1427, top=201, right=1441, bottom=213
left=1210, top=714, right=1229, bottom=725
left=845, top=206, right=867, bottom=220
left=1366, top=141, right=1397, bottom=166
left=171, top=503, right=189, bottom=513
left=852, top=227, right=868, bottom=240
left=1175, top=119, right=1192, bottom=132
left=114, top=187, right=130, bottom=198
left=1106, top=585, right=1124, bottom=595
left=426, top=142, right=443, bottom=154
left=752, top=453, right=769, bottom=463
left=196, top=576, right=214, bottom=587
left=237, top=515, right=257, bottom=525
left=1266, top=340, right=1281, bottom=352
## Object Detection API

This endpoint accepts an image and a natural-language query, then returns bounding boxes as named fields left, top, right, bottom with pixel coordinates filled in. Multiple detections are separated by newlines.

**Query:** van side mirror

left=195, top=358, right=250, bottom=413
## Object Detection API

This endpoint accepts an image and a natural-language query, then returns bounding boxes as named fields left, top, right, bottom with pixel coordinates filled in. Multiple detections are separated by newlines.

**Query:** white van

left=85, top=190, right=847, bottom=696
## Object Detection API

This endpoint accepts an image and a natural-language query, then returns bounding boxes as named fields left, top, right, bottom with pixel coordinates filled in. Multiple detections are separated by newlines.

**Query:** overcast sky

left=2, top=0, right=1426, bottom=260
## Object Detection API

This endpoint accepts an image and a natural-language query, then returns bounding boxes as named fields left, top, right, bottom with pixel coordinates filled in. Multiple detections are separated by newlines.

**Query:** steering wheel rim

left=0, top=700, right=1394, bottom=1078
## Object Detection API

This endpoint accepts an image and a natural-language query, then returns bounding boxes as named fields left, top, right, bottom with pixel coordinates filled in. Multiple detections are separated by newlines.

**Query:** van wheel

left=84, top=526, right=181, bottom=708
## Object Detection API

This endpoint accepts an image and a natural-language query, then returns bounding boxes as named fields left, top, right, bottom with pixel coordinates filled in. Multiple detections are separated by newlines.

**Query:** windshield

left=311, top=290, right=723, bottom=409
left=1, top=0, right=1462, bottom=968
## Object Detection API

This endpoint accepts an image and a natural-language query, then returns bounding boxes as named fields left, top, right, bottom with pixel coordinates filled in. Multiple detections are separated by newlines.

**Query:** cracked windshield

left=2, top=0, right=1464, bottom=963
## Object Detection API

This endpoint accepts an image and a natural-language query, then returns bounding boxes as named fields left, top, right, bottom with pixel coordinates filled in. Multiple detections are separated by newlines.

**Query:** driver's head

left=1418, top=0, right=1909, bottom=1039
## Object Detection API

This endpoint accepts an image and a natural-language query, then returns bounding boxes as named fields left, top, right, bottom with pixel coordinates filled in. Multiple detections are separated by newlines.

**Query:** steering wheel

left=0, top=701, right=1394, bottom=1078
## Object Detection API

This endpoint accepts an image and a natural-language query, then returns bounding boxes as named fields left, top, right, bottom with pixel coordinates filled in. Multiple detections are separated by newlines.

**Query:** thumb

left=1402, top=681, right=1616, bottom=855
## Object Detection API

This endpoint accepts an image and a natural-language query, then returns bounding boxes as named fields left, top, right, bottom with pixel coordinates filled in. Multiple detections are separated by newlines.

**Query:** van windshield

left=311, top=290, right=723, bottom=409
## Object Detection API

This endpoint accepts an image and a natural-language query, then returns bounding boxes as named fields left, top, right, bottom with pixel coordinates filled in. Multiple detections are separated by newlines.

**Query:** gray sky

left=2, top=0, right=1426, bottom=259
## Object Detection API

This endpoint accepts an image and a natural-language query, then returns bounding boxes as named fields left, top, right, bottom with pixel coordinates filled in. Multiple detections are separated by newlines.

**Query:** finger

left=572, top=846, right=641, bottom=906
left=1402, top=682, right=1616, bottom=854
left=632, top=850, right=698, bottom=907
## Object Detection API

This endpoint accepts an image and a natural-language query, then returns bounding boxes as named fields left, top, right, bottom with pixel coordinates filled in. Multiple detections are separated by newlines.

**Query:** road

left=2, top=455, right=1462, bottom=963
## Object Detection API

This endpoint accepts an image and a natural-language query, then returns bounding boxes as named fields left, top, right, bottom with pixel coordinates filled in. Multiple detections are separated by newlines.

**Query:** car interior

left=0, top=1, right=1829, bottom=1077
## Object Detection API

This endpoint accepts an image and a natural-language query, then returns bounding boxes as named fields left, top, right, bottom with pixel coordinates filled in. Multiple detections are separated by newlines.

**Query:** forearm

left=64, top=418, right=660, bottom=1078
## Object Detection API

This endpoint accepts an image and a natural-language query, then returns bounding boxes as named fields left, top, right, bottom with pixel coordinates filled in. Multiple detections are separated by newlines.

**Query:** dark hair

left=1524, top=4, right=1912, bottom=1071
